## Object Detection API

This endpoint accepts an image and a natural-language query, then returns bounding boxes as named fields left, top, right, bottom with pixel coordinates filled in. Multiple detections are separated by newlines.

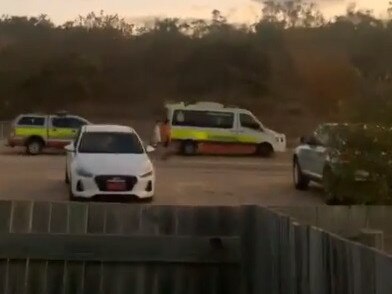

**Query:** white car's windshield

left=78, top=132, right=144, bottom=154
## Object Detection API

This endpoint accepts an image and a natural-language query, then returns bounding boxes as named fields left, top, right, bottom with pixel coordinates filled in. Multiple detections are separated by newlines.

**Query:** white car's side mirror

left=146, top=145, right=155, bottom=153
left=64, top=144, right=75, bottom=153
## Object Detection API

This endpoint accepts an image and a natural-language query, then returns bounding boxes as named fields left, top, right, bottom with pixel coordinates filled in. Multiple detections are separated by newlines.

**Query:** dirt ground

left=0, top=143, right=324, bottom=206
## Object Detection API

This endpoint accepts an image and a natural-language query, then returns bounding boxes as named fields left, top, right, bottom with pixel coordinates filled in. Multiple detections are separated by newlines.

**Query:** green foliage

left=0, top=1, right=391, bottom=121
left=324, top=124, right=392, bottom=204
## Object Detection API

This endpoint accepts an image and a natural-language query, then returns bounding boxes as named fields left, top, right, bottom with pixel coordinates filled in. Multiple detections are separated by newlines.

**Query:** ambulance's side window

left=172, top=110, right=234, bottom=129
left=240, top=114, right=262, bottom=131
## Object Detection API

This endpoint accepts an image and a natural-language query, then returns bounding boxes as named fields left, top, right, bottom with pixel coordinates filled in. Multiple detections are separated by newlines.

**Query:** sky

left=0, top=0, right=389, bottom=24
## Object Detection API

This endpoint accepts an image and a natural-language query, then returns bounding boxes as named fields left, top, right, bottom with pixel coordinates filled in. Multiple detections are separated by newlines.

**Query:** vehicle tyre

left=293, top=157, right=310, bottom=190
left=68, top=178, right=77, bottom=201
left=69, top=189, right=75, bottom=201
left=257, top=143, right=273, bottom=158
left=323, top=166, right=340, bottom=205
left=182, top=140, right=197, bottom=156
left=139, top=196, right=153, bottom=203
left=26, top=138, right=43, bottom=155
left=65, top=166, right=70, bottom=184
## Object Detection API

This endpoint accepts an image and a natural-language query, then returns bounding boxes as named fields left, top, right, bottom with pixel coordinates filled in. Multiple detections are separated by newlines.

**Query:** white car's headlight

left=76, top=167, right=94, bottom=178
left=140, top=170, right=153, bottom=178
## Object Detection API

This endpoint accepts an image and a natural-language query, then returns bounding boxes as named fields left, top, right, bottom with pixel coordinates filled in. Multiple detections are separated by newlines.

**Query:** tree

left=260, top=0, right=324, bottom=27
left=0, top=6, right=391, bottom=129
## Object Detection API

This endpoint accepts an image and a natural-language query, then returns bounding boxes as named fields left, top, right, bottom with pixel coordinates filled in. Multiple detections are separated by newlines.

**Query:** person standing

left=150, top=120, right=161, bottom=148
left=160, top=118, right=172, bottom=160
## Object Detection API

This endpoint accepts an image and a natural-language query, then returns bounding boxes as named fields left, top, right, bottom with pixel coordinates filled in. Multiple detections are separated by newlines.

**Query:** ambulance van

left=162, top=102, right=286, bottom=157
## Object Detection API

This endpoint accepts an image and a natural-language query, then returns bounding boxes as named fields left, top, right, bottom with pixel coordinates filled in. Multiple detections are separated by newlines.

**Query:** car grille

left=95, top=175, right=138, bottom=192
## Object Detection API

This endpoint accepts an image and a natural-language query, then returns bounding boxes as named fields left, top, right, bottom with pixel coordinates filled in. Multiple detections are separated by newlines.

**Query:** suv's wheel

left=323, top=167, right=340, bottom=205
left=257, top=143, right=273, bottom=157
left=293, top=157, right=310, bottom=190
left=26, top=139, right=43, bottom=155
left=182, top=141, right=197, bottom=156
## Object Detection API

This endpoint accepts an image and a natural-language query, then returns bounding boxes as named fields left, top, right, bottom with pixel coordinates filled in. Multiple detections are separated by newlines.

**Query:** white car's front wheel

left=68, top=176, right=77, bottom=201
left=139, top=196, right=154, bottom=203
left=65, top=165, right=70, bottom=184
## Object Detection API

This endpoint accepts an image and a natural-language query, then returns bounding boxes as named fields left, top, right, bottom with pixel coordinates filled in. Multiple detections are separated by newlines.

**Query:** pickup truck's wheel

left=182, top=140, right=197, bottom=156
left=257, top=143, right=273, bottom=157
left=293, top=158, right=310, bottom=190
left=26, top=138, right=43, bottom=155
left=67, top=175, right=79, bottom=201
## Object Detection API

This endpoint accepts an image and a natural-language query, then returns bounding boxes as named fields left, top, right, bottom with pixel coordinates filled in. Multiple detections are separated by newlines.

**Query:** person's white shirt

left=151, top=122, right=161, bottom=147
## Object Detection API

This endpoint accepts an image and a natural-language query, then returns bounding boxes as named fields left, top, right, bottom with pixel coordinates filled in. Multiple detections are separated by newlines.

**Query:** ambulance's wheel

left=182, top=140, right=197, bottom=156
left=26, top=138, right=44, bottom=155
left=257, top=143, right=273, bottom=158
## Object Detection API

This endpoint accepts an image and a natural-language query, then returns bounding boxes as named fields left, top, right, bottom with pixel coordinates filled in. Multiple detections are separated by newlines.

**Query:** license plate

left=106, top=180, right=126, bottom=191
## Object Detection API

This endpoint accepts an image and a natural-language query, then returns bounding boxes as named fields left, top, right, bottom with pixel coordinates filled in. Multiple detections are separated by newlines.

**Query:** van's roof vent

left=55, top=110, right=69, bottom=116
left=193, top=102, right=224, bottom=109
left=166, top=102, right=185, bottom=107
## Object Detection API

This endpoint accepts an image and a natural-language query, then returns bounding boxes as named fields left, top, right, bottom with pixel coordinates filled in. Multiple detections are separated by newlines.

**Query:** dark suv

left=293, top=123, right=392, bottom=204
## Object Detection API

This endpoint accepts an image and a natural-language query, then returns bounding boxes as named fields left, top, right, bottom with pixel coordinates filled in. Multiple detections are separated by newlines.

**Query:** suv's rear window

left=52, top=117, right=87, bottom=128
left=17, top=116, right=45, bottom=126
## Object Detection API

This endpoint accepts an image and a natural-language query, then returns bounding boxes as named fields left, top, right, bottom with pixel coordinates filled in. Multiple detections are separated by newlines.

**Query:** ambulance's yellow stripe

left=15, top=127, right=47, bottom=138
left=171, top=128, right=260, bottom=144
left=236, top=135, right=259, bottom=144
left=15, top=127, right=75, bottom=140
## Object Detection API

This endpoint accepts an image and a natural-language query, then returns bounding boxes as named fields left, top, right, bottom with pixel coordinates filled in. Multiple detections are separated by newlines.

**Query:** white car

left=65, top=125, right=155, bottom=201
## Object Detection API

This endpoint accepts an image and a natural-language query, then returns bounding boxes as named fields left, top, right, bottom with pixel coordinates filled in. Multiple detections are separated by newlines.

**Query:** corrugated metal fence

left=0, top=201, right=242, bottom=294
left=0, top=201, right=391, bottom=293
left=274, top=206, right=392, bottom=254
left=242, top=206, right=392, bottom=294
